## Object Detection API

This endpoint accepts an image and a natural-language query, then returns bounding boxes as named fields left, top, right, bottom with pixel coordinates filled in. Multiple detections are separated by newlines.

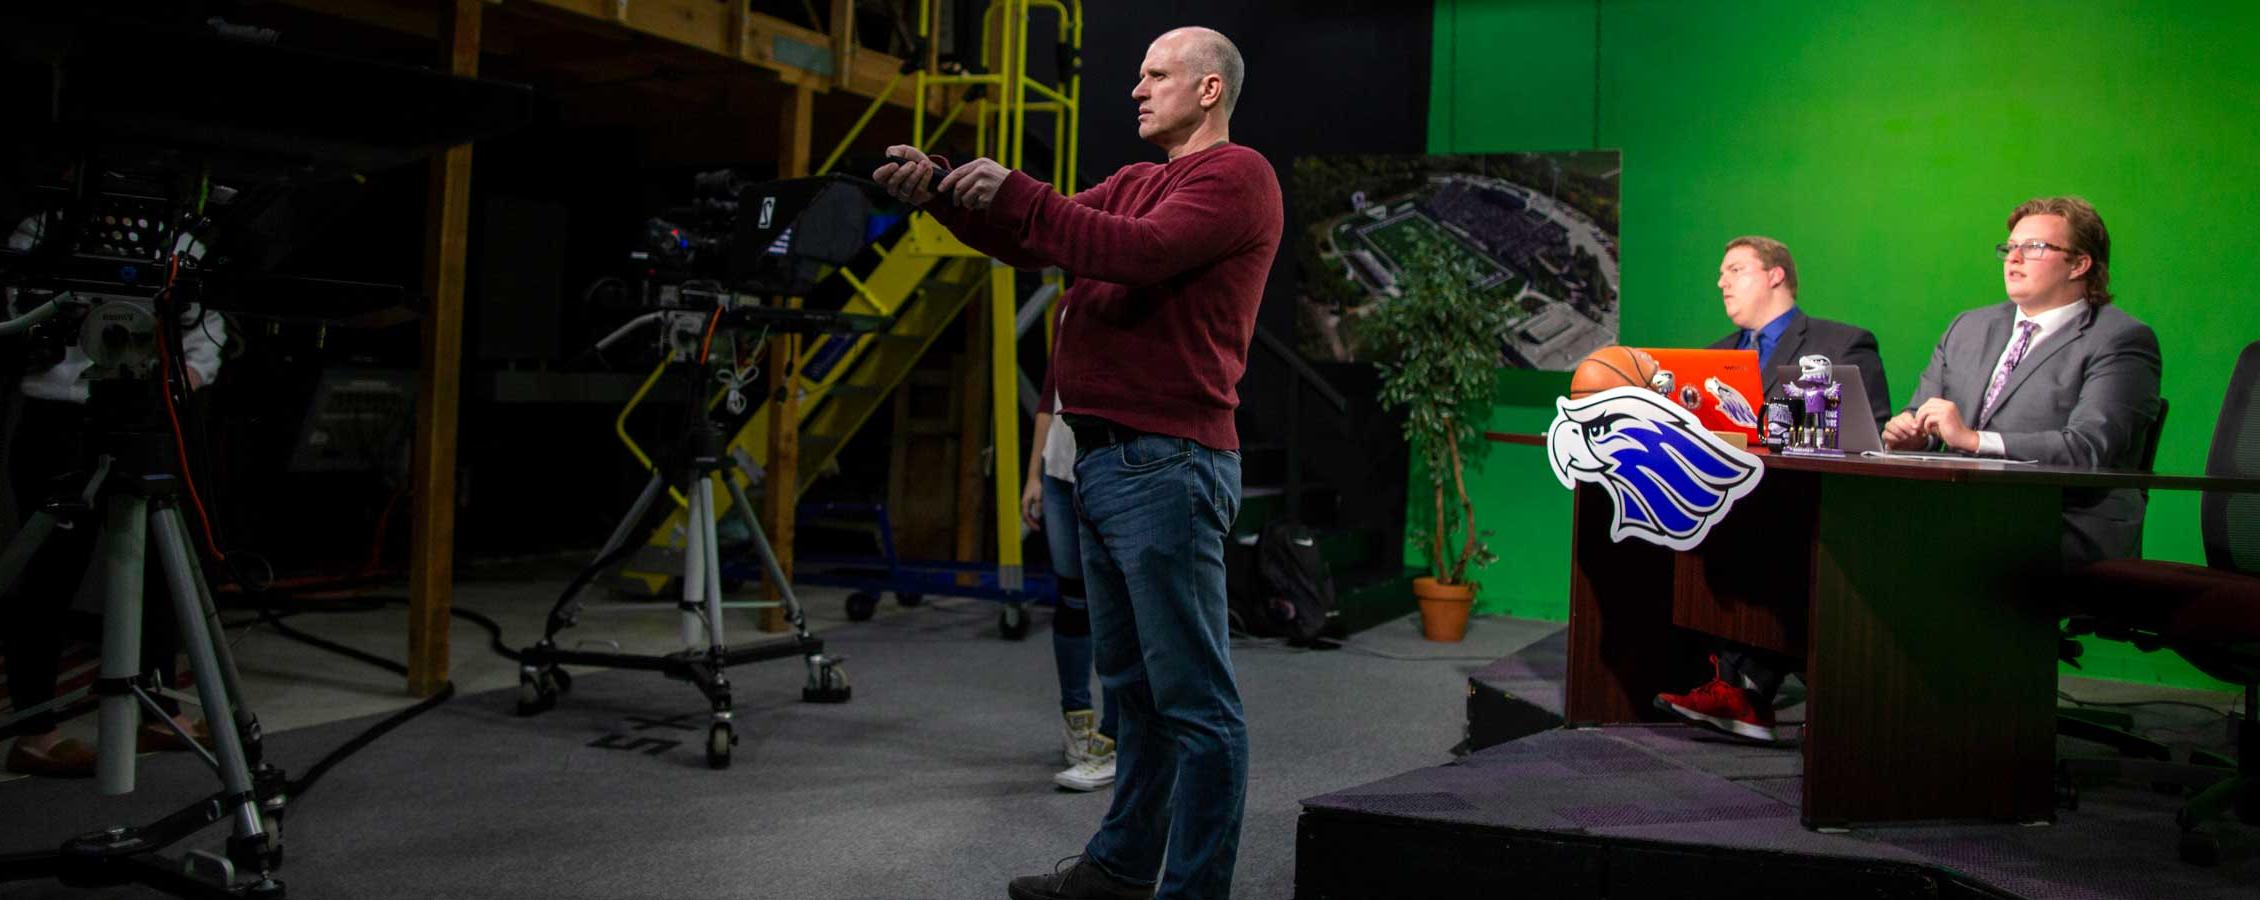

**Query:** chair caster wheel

left=846, top=591, right=879, bottom=621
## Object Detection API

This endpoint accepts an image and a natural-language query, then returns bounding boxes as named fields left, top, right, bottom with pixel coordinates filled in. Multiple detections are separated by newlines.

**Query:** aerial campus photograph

left=1293, top=151, right=1621, bottom=369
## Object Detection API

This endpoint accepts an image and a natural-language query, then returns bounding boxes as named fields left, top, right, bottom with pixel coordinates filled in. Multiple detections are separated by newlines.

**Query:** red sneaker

left=1655, top=656, right=1779, bottom=744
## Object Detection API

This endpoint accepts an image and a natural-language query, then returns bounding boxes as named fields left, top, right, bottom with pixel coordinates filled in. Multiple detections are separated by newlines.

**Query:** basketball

left=1569, top=346, right=1659, bottom=400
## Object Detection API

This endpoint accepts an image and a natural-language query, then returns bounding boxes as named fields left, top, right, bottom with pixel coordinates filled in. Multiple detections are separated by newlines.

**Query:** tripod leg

left=725, top=477, right=808, bottom=638
left=0, top=509, right=59, bottom=598
left=150, top=505, right=273, bottom=856
left=700, top=475, right=726, bottom=652
left=94, top=492, right=148, bottom=796
left=601, top=470, right=670, bottom=561
left=176, top=543, right=259, bottom=757
left=679, top=476, right=709, bottom=649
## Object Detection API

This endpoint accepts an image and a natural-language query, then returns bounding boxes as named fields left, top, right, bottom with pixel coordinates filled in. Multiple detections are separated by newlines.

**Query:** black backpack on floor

left=1228, top=519, right=1336, bottom=643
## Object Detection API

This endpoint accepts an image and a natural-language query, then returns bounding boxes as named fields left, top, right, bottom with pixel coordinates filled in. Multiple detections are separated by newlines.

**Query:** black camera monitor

left=726, top=175, right=882, bottom=296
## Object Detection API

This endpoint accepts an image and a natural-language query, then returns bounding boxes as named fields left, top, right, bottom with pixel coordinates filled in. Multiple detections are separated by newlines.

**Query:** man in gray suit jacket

left=1884, top=196, right=2163, bottom=566
left=1705, top=235, right=1891, bottom=426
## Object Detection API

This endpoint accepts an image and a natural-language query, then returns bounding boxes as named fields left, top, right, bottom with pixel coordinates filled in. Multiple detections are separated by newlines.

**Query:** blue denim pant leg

left=1045, top=474, right=1116, bottom=738
left=1074, top=435, right=1245, bottom=898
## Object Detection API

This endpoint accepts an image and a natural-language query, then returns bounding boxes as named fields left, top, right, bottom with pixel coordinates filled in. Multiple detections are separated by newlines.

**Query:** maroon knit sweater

left=929, top=143, right=1283, bottom=450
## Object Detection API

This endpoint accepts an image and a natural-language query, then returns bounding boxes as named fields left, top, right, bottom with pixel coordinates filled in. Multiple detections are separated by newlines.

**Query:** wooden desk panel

left=1672, top=470, right=1817, bottom=658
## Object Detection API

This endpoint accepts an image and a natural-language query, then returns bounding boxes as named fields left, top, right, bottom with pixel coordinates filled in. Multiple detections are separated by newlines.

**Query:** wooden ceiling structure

left=251, top=0, right=956, bottom=694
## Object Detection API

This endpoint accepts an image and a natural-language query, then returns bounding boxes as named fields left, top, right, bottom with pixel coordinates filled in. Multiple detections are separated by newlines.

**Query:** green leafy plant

left=1364, top=234, right=1513, bottom=585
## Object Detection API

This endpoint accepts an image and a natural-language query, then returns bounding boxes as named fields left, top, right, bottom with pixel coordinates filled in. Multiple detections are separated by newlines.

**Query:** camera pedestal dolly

left=0, top=381, right=289, bottom=898
left=516, top=303, right=887, bottom=768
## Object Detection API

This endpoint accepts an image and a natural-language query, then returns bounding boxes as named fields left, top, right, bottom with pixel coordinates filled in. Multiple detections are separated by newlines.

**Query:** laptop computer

left=1773, top=364, right=1884, bottom=453
left=1770, top=364, right=2019, bottom=461
left=1640, top=348, right=1767, bottom=444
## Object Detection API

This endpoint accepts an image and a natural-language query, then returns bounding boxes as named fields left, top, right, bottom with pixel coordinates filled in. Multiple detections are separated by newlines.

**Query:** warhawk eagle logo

left=1548, top=386, right=1763, bottom=550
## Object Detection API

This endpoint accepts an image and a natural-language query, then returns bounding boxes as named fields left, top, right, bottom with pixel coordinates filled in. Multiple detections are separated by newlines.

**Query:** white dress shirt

left=1974, top=300, right=2088, bottom=457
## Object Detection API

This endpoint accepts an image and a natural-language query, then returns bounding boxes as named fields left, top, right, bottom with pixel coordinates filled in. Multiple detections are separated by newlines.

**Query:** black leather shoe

left=1006, top=856, right=1154, bottom=900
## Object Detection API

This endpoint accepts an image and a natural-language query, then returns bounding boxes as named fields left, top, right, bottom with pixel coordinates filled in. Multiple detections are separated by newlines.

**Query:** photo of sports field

left=1292, top=151, right=1620, bottom=369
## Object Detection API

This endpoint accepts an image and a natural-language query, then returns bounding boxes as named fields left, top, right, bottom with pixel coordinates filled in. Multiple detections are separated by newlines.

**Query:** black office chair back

left=2203, top=341, right=2260, bottom=577
left=2138, top=397, right=2169, bottom=474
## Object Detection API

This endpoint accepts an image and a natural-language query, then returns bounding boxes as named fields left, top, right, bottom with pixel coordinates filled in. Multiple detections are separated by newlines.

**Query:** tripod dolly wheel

left=516, top=667, right=563, bottom=717
left=802, top=659, right=852, bottom=703
left=999, top=603, right=1031, bottom=641
left=846, top=591, right=880, bottom=621
left=706, top=722, right=736, bottom=770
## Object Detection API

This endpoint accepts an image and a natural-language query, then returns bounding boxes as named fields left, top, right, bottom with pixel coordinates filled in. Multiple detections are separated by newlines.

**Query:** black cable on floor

left=286, top=682, right=453, bottom=799
left=2057, top=690, right=2238, bottom=720
left=222, top=592, right=530, bottom=801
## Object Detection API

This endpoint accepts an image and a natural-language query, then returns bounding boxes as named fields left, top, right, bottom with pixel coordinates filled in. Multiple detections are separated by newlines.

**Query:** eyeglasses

left=1996, top=239, right=2081, bottom=261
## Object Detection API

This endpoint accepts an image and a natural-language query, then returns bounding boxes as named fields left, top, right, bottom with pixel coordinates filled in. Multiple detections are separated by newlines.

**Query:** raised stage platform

left=1297, top=628, right=2257, bottom=899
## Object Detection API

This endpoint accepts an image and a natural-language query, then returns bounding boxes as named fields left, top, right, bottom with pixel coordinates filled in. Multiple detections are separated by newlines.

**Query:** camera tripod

left=518, top=307, right=859, bottom=769
left=0, top=381, right=289, bottom=898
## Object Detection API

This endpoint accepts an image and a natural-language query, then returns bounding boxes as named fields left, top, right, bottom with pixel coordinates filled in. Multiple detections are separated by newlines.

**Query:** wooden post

left=758, top=86, right=814, bottom=632
left=762, top=309, right=801, bottom=633
left=406, top=0, right=480, bottom=697
left=953, top=297, right=988, bottom=579
left=830, top=0, right=857, bottom=91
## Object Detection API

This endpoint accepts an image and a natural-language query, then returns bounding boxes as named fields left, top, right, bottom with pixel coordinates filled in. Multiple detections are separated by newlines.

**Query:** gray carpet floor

left=0, top=594, right=1547, bottom=899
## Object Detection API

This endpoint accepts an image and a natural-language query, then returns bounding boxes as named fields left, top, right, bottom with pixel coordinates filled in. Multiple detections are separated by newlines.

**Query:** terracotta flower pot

left=1413, top=576, right=1474, bottom=642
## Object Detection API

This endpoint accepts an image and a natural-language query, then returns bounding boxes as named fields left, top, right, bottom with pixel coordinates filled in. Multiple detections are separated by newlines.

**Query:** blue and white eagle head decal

left=1548, top=386, right=1764, bottom=550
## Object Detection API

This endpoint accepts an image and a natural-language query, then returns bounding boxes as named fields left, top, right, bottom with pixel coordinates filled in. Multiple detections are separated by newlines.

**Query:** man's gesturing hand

left=1913, top=398, right=1979, bottom=453
left=873, top=144, right=938, bottom=205
left=1881, top=410, right=1929, bottom=450
left=938, top=158, right=1010, bottom=210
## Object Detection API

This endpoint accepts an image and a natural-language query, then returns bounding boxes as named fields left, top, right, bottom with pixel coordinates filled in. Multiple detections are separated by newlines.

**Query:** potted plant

left=1362, top=234, right=1511, bottom=641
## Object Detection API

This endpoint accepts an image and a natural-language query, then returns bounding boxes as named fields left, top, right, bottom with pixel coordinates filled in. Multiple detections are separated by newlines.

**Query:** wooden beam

left=780, top=83, right=816, bottom=179
left=829, top=0, right=856, bottom=91
left=406, top=0, right=481, bottom=698
left=274, top=0, right=938, bottom=111
left=760, top=304, right=802, bottom=634
left=758, top=87, right=815, bottom=632
left=953, top=298, right=988, bottom=577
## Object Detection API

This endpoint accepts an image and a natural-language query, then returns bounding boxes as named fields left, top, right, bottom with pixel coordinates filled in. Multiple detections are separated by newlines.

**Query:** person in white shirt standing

left=1021, top=300, right=1118, bottom=793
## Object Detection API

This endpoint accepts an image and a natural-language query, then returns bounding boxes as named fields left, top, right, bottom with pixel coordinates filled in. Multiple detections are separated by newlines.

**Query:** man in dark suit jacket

left=1706, top=235, right=1891, bottom=425
left=1657, top=235, right=1894, bottom=745
left=1885, top=196, right=2162, bottom=567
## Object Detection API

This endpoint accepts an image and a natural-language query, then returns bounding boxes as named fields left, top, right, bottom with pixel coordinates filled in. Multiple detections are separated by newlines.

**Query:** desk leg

left=1564, top=484, right=1688, bottom=725
left=1804, top=477, right=2059, bottom=827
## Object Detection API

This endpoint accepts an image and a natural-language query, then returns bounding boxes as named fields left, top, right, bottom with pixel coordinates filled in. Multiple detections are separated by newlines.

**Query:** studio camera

left=628, top=170, right=899, bottom=302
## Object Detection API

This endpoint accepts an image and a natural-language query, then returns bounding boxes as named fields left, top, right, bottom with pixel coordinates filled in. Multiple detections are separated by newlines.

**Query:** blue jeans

left=1045, top=474, right=1116, bottom=740
left=1074, top=434, right=1244, bottom=898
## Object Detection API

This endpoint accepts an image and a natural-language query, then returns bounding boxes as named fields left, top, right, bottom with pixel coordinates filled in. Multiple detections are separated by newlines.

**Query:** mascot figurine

left=1781, top=354, right=1842, bottom=453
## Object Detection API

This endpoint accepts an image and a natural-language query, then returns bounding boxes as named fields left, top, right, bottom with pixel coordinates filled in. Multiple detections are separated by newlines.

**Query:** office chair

left=2059, top=343, right=2260, bottom=866
left=2057, top=396, right=2167, bottom=737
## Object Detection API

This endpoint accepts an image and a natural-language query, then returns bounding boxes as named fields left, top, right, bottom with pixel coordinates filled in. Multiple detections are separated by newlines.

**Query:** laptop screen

left=1637, top=348, right=1766, bottom=443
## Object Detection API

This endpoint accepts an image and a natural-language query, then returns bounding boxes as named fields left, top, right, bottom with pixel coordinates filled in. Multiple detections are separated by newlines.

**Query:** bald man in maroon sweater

left=877, top=26, right=1279, bottom=900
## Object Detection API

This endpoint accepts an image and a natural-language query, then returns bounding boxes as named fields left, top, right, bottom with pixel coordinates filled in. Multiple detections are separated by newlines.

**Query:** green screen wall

left=1425, top=0, right=2260, bottom=689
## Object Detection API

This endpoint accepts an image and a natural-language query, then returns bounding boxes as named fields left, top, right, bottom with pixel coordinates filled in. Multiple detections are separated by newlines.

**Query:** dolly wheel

left=707, top=723, right=735, bottom=770
left=999, top=604, right=1030, bottom=641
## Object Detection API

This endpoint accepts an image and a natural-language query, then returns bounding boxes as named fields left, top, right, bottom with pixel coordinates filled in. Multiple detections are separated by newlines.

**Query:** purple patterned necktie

left=1979, top=320, right=2041, bottom=421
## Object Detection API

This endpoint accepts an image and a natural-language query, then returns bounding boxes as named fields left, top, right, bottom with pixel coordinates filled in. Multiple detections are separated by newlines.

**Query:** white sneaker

left=1053, top=742, right=1116, bottom=792
left=1061, top=709, right=1096, bottom=765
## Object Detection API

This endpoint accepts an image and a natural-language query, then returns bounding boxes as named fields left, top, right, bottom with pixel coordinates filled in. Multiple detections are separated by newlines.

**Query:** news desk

left=1490, top=433, right=2260, bottom=828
